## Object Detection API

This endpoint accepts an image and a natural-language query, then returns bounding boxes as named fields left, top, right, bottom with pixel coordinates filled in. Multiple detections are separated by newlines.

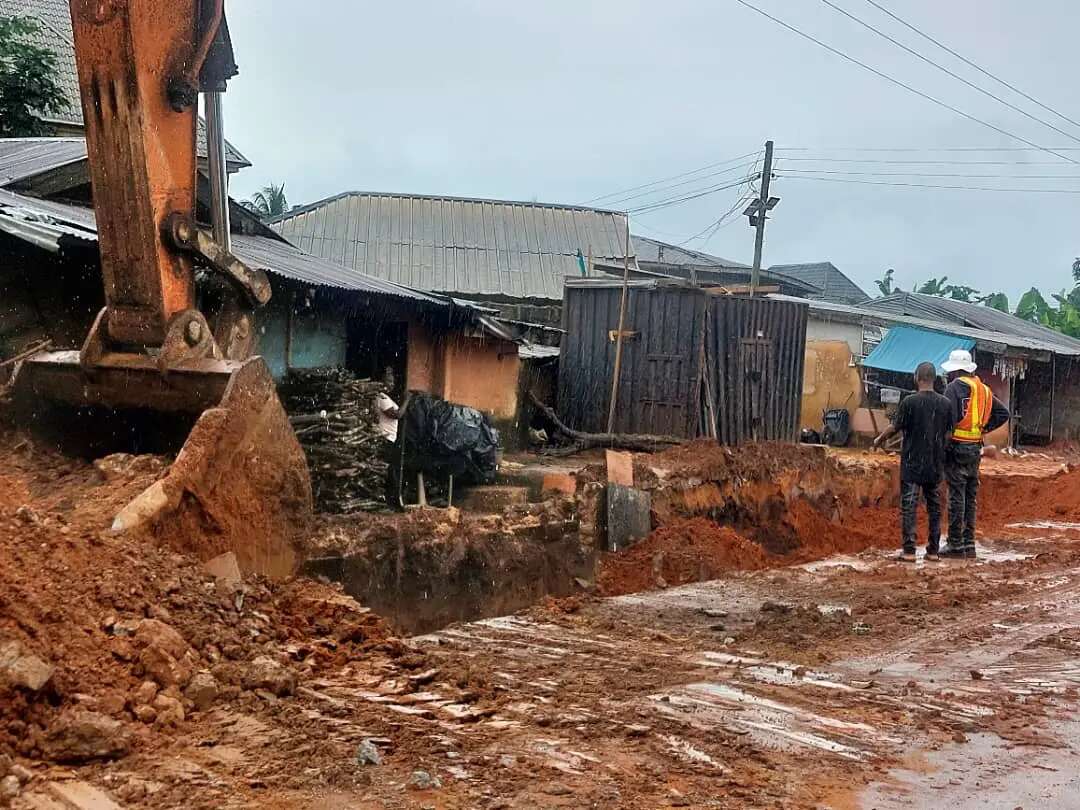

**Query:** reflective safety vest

left=953, top=375, right=993, bottom=443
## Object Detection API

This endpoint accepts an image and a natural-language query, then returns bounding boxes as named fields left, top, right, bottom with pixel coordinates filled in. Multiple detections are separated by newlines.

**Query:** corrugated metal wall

left=706, top=295, right=807, bottom=444
left=558, top=284, right=705, bottom=436
left=558, top=283, right=807, bottom=443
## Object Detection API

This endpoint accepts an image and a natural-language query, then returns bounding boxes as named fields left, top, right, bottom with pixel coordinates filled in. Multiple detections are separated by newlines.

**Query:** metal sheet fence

left=558, top=281, right=807, bottom=443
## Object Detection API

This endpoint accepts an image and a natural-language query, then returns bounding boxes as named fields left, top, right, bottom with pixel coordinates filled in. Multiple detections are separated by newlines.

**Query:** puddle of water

left=693, top=651, right=852, bottom=691
left=798, top=555, right=873, bottom=572
left=1008, top=520, right=1080, bottom=531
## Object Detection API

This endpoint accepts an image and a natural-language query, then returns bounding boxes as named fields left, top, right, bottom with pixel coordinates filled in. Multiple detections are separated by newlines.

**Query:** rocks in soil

left=408, top=770, right=441, bottom=790
left=184, top=672, right=220, bottom=712
left=242, top=656, right=297, bottom=697
left=134, top=619, right=197, bottom=689
left=355, top=739, right=382, bottom=766
left=42, top=709, right=131, bottom=763
left=0, top=774, right=18, bottom=802
left=151, top=694, right=184, bottom=726
left=0, top=641, right=54, bottom=692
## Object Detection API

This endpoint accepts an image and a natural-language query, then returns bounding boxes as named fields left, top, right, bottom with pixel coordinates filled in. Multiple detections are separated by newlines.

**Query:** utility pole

left=745, top=140, right=779, bottom=295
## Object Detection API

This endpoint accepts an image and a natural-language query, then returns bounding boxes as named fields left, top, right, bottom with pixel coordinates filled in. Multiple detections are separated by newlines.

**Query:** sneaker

left=897, top=551, right=917, bottom=563
left=925, top=552, right=941, bottom=562
left=940, top=544, right=976, bottom=559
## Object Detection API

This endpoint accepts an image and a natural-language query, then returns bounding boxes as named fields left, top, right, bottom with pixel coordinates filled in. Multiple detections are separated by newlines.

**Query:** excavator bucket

left=11, top=350, right=312, bottom=578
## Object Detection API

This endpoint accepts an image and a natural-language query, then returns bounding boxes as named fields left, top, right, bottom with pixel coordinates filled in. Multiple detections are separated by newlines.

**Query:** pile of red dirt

left=0, top=434, right=409, bottom=764
left=597, top=517, right=770, bottom=596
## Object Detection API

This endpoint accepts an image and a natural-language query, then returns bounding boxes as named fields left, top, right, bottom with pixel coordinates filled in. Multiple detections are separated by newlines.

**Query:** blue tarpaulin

left=862, top=325, right=975, bottom=374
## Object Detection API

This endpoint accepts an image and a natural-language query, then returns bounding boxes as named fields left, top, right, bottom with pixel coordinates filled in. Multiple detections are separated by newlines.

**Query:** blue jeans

left=901, top=480, right=942, bottom=555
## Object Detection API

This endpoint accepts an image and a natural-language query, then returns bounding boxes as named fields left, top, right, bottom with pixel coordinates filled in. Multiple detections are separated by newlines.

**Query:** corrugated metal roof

left=631, top=235, right=750, bottom=269
left=0, top=138, right=86, bottom=186
left=0, top=0, right=250, bottom=167
left=769, top=293, right=1080, bottom=357
left=862, top=325, right=974, bottom=374
left=768, top=262, right=870, bottom=305
left=270, top=191, right=633, bottom=302
left=0, top=188, right=468, bottom=310
left=865, top=292, right=1080, bottom=356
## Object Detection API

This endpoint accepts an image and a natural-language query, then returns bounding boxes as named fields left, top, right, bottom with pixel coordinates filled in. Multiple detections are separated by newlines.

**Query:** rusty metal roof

left=0, top=138, right=87, bottom=187
left=0, top=0, right=250, bottom=167
left=0, top=188, right=470, bottom=311
left=270, top=191, right=634, bottom=302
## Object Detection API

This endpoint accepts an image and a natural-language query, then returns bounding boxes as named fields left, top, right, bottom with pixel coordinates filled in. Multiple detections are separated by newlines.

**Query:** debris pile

left=0, top=434, right=406, bottom=768
left=279, top=367, right=389, bottom=513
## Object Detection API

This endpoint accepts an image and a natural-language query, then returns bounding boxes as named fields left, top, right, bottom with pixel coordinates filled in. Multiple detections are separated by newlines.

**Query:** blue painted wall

left=255, top=292, right=348, bottom=379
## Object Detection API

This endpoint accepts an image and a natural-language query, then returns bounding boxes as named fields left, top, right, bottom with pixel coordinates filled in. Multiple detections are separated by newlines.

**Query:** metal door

left=738, top=338, right=773, bottom=441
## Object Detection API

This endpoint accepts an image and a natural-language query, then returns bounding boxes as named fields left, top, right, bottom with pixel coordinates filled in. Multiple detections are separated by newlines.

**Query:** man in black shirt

left=873, top=362, right=955, bottom=562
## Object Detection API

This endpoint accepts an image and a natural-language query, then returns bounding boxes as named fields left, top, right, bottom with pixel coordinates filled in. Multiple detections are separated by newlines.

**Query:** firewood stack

left=279, top=367, right=390, bottom=513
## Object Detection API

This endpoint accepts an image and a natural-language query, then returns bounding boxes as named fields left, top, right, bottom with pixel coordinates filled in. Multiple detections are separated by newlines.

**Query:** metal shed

left=558, top=279, right=808, bottom=443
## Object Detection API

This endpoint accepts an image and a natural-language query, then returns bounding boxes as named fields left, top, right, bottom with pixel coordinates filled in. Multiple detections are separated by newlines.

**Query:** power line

left=861, top=0, right=1080, bottom=132
left=778, top=146, right=1080, bottom=152
left=730, top=0, right=1080, bottom=165
left=777, top=173, right=1080, bottom=193
left=627, top=177, right=755, bottom=214
left=600, top=159, right=761, bottom=207
left=780, top=156, right=1080, bottom=165
left=582, top=150, right=760, bottom=205
left=818, top=0, right=1080, bottom=147
left=783, top=168, right=1080, bottom=180
left=681, top=188, right=757, bottom=244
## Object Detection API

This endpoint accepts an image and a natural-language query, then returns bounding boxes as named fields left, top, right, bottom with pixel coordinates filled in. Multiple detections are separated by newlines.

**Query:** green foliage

left=978, top=292, right=1010, bottom=312
left=242, top=183, right=288, bottom=220
left=0, top=15, right=67, bottom=137
left=916, top=275, right=949, bottom=296
left=874, top=268, right=895, bottom=296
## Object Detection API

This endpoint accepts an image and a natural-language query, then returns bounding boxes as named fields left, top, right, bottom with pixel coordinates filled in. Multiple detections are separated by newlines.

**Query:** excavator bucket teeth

left=11, top=352, right=312, bottom=577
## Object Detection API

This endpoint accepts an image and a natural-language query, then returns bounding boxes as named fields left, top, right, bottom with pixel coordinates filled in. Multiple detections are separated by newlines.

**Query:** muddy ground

left=2, top=432, right=1080, bottom=808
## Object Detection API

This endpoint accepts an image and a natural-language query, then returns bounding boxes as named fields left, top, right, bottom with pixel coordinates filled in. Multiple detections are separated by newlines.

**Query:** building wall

left=441, top=335, right=521, bottom=421
left=255, top=291, right=348, bottom=379
left=801, top=340, right=862, bottom=432
left=806, top=316, right=863, bottom=357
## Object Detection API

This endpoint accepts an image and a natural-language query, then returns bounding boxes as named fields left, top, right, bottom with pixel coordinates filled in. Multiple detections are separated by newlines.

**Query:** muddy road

left=3, top=432, right=1080, bottom=808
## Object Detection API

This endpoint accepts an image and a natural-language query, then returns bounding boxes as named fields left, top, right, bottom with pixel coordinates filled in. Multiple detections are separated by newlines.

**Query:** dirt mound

left=598, top=517, right=770, bottom=596
left=0, top=433, right=406, bottom=763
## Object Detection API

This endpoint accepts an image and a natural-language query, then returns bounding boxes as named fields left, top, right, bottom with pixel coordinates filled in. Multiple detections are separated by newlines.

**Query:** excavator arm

left=12, top=0, right=312, bottom=576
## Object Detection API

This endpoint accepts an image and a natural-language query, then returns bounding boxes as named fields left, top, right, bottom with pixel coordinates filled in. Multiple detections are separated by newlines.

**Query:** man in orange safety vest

left=939, top=349, right=1010, bottom=559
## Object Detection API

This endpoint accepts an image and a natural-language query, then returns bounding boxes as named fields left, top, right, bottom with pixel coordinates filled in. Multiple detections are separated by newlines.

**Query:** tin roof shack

left=774, top=292, right=1080, bottom=446
left=558, top=279, right=807, bottom=443
left=269, top=191, right=635, bottom=336
left=0, top=188, right=522, bottom=441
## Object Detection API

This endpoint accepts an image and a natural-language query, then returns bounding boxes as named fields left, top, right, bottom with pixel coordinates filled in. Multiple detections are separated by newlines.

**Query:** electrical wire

left=781, top=168, right=1080, bottom=180
left=626, top=176, right=756, bottom=215
left=680, top=187, right=757, bottom=244
left=730, top=0, right=1080, bottom=165
left=777, top=173, right=1080, bottom=193
left=861, top=0, right=1080, bottom=132
left=581, top=150, right=761, bottom=205
left=818, top=0, right=1080, bottom=147
left=599, top=159, right=761, bottom=207
left=777, top=146, right=1080, bottom=153
left=778, top=156, right=1080, bottom=165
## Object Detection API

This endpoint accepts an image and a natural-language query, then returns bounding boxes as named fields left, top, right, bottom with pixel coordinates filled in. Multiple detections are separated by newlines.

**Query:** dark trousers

left=946, top=444, right=981, bottom=549
left=900, top=480, right=942, bottom=555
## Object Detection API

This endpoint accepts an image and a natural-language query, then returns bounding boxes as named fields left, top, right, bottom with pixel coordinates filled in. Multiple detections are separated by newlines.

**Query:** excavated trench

left=300, top=443, right=907, bottom=634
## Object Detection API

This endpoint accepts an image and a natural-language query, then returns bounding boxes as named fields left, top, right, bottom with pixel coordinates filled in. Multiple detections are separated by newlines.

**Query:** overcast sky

left=224, top=0, right=1080, bottom=303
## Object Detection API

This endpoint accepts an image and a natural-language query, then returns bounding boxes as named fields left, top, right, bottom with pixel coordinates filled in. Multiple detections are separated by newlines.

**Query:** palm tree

left=242, top=183, right=288, bottom=220
left=875, top=268, right=896, bottom=296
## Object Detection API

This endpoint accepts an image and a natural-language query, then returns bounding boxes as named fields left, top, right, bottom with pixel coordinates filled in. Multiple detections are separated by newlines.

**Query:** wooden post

left=284, top=289, right=297, bottom=372
left=587, top=244, right=593, bottom=278
left=607, top=218, right=632, bottom=434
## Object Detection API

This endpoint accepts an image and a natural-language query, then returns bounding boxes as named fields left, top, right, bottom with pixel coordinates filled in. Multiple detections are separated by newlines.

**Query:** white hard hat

left=941, top=348, right=977, bottom=373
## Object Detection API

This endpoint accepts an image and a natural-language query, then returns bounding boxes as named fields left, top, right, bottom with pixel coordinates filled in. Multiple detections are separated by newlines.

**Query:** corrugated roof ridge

left=268, top=189, right=626, bottom=225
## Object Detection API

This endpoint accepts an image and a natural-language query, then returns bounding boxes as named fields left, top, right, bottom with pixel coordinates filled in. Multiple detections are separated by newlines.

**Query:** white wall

left=806, top=315, right=864, bottom=357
